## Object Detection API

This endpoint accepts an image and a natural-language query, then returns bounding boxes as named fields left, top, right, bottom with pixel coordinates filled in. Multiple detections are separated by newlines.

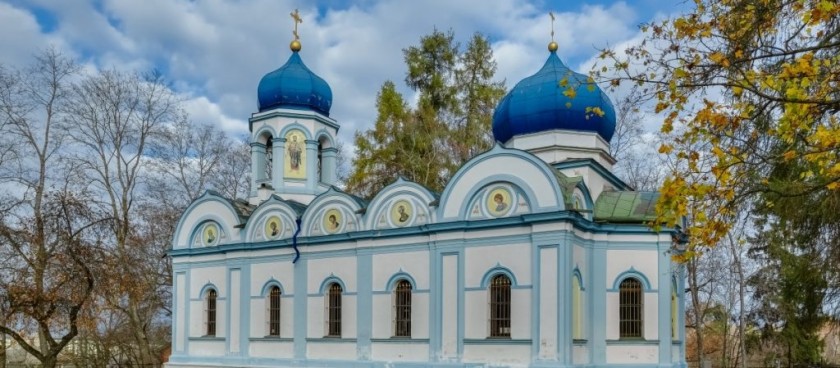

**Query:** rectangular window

left=394, top=280, right=412, bottom=337
left=619, top=278, right=643, bottom=338
left=206, top=290, right=217, bottom=337
left=327, top=283, right=342, bottom=337
left=490, top=275, right=511, bottom=338
left=269, top=286, right=281, bottom=336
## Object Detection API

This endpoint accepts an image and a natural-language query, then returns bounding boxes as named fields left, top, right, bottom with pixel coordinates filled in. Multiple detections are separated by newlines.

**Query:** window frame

left=267, top=286, right=281, bottom=337
left=205, top=289, right=217, bottom=337
left=619, top=277, right=643, bottom=339
left=326, top=283, right=342, bottom=337
left=489, top=274, right=512, bottom=338
left=393, top=279, right=412, bottom=338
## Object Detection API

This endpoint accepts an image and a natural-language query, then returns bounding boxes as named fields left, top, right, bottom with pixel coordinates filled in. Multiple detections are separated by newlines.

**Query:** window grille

left=489, top=275, right=511, bottom=338
left=269, top=286, right=281, bottom=336
left=619, top=278, right=643, bottom=338
left=394, top=280, right=412, bottom=337
left=327, top=283, right=342, bottom=337
left=206, top=289, right=217, bottom=336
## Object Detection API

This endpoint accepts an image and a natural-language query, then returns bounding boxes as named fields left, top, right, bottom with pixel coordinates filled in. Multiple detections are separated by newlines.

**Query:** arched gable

left=365, top=177, right=437, bottom=230
left=173, top=191, right=246, bottom=249
left=437, top=144, right=565, bottom=221
left=301, top=187, right=366, bottom=236
left=244, top=195, right=305, bottom=243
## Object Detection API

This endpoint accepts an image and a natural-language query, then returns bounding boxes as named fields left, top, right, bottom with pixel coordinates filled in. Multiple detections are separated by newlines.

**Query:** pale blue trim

left=299, top=187, right=365, bottom=237
left=239, top=263, right=250, bottom=356
left=277, top=122, right=314, bottom=141
left=357, top=253, right=372, bottom=360
left=365, top=183, right=437, bottom=230
left=259, top=278, right=286, bottom=296
left=318, top=275, right=347, bottom=294
left=463, top=338, right=532, bottom=345
left=559, top=237, right=573, bottom=363
left=479, top=264, right=518, bottom=288
left=658, top=245, right=672, bottom=364
left=198, top=282, right=218, bottom=298
left=573, top=267, right=585, bottom=290
left=187, top=218, right=226, bottom=248
left=184, top=270, right=191, bottom=352
left=455, top=175, right=544, bottom=221
left=313, top=128, right=336, bottom=148
left=611, top=268, right=652, bottom=290
left=252, top=124, right=278, bottom=142
left=172, top=271, right=185, bottom=353
left=385, top=271, right=417, bottom=291
left=591, top=247, right=607, bottom=364
left=457, top=248, right=464, bottom=357
left=225, top=267, right=235, bottom=352
left=249, top=109, right=339, bottom=132
left=171, top=211, right=681, bottom=258
left=293, top=258, right=307, bottom=359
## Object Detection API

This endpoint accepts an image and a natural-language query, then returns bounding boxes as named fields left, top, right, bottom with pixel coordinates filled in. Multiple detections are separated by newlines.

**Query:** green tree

left=347, top=30, right=505, bottom=197
left=595, top=0, right=840, bottom=255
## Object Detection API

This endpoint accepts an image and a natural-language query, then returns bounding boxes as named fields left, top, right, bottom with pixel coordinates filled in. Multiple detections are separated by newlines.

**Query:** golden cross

left=549, top=12, right=555, bottom=41
left=290, top=9, right=303, bottom=40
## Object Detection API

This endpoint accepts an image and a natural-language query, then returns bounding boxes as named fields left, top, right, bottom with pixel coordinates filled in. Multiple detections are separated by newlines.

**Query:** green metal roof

left=594, top=191, right=659, bottom=223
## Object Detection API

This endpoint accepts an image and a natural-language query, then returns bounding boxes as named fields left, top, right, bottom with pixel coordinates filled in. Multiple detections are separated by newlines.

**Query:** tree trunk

left=688, top=258, right=705, bottom=365
left=129, top=301, right=154, bottom=366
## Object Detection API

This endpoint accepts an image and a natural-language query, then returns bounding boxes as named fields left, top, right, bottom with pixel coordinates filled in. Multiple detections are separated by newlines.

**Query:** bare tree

left=0, top=48, right=108, bottom=368
left=209, top=139, right=251, bottom=200
left=151, top=118, right=229, bottom=204
left=64, top=69, right=181, bottom=366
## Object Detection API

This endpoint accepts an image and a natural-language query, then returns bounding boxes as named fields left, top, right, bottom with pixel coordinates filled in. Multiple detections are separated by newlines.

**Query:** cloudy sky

left=0, top=0, right=687, bottom=146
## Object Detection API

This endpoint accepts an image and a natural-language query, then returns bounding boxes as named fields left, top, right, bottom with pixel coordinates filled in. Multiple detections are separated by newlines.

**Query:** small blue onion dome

left=492, top=47, right=616, bottom=143
left=257, top=50, right=333, bottom=116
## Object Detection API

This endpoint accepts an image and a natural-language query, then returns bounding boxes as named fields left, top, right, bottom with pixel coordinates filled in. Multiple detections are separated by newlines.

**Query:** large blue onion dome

left=257, top=46, right=332, bottom=116
left=492, top=44, right=616, bottom=143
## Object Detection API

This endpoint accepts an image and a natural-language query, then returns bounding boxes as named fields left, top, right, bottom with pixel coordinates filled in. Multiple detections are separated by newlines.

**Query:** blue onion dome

left=257, top=46, right=333, bottom=116
left=492, top=44, right=616, bottom=143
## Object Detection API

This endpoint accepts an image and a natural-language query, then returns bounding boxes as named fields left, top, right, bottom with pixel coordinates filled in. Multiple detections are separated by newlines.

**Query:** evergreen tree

left=347, top=30, right=505, bottom=197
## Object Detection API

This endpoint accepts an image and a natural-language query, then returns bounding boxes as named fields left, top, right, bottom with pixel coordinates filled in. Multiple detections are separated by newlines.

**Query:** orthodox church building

left=167, top=24, right=687, bottom=368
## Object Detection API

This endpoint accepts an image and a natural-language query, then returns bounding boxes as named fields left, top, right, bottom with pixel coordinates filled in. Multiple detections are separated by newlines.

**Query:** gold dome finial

left=290, top=9, right=303, bottom=52
left=548, top=12, right=558, bottom=52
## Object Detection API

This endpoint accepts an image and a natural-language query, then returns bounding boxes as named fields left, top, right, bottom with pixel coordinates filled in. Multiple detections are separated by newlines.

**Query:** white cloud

left=3, top=0, right=662, bottom=154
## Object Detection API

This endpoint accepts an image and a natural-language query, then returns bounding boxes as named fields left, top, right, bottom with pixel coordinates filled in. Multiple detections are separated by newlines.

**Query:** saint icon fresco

left=487, top=187, right=512, bottom=217
left=390, top=200, right=412, bottom=226
left=323, top=209, right=342, bottom=233
left=284, top=130, right=306, bottom=179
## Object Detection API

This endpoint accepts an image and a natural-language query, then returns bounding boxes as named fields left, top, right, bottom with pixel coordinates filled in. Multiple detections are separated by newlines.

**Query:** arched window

left=619, top=278, right=643, bottom=338
left=572, top=274, right=583, bottom=339
left=265, top=138, right=273, bottom=180
left=327, top=283, right=342, bottom=337
left=268, top=286, right=281, bottom=336
left=394, top=280, right=412, bottom=337
left=489, top=274, right=511, bottom=338
left=206, top=289, right=217, bottom=336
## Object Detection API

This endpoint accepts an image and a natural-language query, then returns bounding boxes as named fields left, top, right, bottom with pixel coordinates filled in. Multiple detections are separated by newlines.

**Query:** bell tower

left=248, top=9, right=338, bottom=205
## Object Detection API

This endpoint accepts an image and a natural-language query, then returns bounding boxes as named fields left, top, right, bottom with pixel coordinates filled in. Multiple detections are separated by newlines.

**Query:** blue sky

left=0, top=0, right=686, bottom=144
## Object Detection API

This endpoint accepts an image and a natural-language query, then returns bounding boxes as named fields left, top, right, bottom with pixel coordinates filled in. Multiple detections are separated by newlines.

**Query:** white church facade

left=167, top=28, right=687, bottom=368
